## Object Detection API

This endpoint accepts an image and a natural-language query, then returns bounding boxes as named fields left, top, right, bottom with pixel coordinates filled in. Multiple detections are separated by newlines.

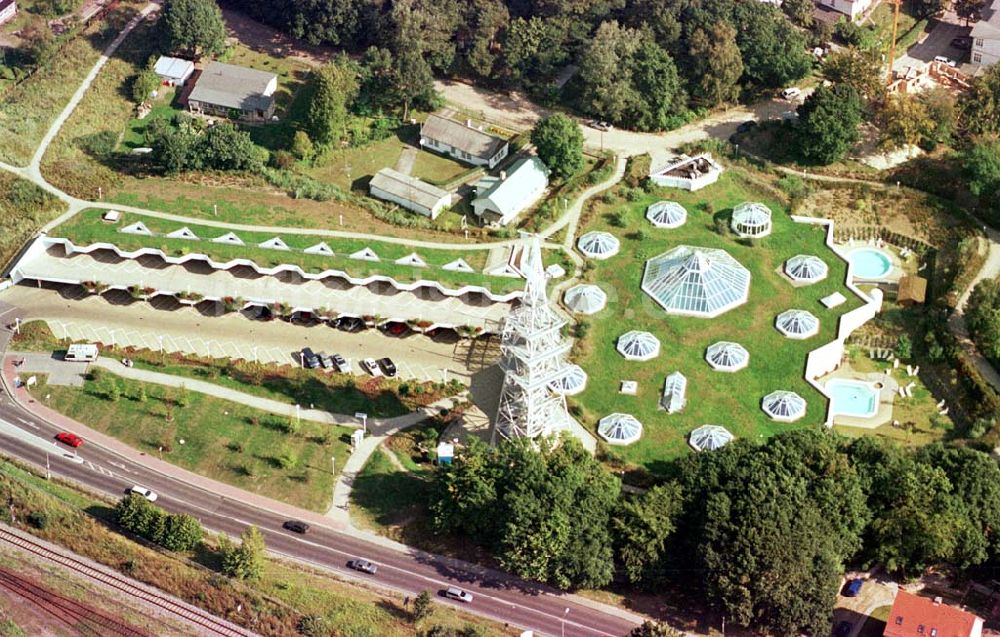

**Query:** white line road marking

left=15, top=418, right=38, bottom=430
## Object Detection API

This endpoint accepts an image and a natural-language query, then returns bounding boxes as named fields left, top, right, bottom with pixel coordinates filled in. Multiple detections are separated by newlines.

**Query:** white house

left=649, top=154, right=723, bottom=191
left=472, top=157, right=549, bottom=226
left=0, top=0, right=16, bottom=25
left=420, top=114, right=509, bottom=169
left=369, top=168, right=452, bottom=219
left=816, top=0, right=873, bottom=21
left=153, top=56, right=195, bottom=86
left=972, top=0, right=1000, bottom=67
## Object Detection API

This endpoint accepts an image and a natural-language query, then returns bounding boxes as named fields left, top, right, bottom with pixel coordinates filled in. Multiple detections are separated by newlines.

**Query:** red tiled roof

left=884, top=591, right=982, bottom=637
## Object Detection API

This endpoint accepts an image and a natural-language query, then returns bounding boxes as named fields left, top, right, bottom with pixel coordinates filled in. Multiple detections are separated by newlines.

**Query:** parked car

left=843, top=578, right=864, bottom=597
left=283, top=520, right=310, bottom=534
left=55, top=432, right=84, bottom=448
left=377, top=357, right=397, bottom=377
left=347, top=559, right=378, bottom=574
left=934, top=55, right=957, bottom=67
left=588, top=120, right=613, bottom=131
left=834, top=621, right=853, bottom=637
left=380, top=322, right=409, bottom=336
left=780, top=87, right=801, bottom=100
left=951, top=36, right=972, bottom=49
left=444, top=587, right=474, bottom=603
left=301, top=347, right=321, bottom=369
left=335, top=317, right=364, bottom=332
left=331, top=354, right=351, bottom=373
left=318, top=352, right=333, bottom=369
left=362, top=358, right=382, bottom=376
left=129, top=486, right=158, bottom=502
left=736, top=120, right=757, bottom=134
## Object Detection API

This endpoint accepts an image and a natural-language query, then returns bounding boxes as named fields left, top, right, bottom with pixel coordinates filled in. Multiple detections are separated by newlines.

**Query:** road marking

left=15, top=418, right=38, bottom=430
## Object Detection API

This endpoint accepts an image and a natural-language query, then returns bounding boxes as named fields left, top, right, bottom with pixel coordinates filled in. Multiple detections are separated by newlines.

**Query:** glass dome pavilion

left=641, top=245, right=751, bottom=318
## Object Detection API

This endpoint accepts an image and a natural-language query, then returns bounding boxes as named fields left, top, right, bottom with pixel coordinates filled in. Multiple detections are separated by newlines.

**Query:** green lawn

left=571, top=169, right=864, bottom=470
left=120, top=89, right=183, bottom=150
left=51, top=208, right=534, bottom=294
left=31, top=371, right=353, bottom=512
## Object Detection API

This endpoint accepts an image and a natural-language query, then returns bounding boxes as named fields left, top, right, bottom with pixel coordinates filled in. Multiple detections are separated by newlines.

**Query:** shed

left=153, top=56, right=195, bottom=86
left=896, top=275, right=927, bottom=306
left=436, top=442, right=455, bottom=465
left=471, top=157, right=549, bottom=226
left=369, top=168, right=452, bottom=219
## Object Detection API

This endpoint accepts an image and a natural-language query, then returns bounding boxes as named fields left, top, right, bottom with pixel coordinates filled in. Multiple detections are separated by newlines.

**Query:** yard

left=569, top=168, right=864, bottom=471
left=28, top=370, right=354, bottom=512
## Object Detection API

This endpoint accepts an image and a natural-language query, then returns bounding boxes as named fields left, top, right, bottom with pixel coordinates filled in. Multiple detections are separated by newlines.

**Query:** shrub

left=26, top=510, right=49, bottom=529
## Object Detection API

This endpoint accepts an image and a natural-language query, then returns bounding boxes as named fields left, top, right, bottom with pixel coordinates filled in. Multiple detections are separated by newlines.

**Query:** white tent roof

left=548, top=364, right=588, bottom=396
left=577, top=231, right=620, bottom=259
left=785, top=255, right=828, bottom=283
left=597, top=413, right=643, bottom=445
left=646, top=201, right=687, bottom=228
left=661, top=371, right=687, bottom=413
left=762, top=390, right=807, bottom=422
left=732, top=202, right=772, bottom=227
left=705, top=341, right=749, bottom=371
left=689, top=425, right=734, bottom=451
left=564, top=284, right=607, bottom=315
left=616, top=330, right=661, bottom=361
left=641, top=245, right=750, bottom=318
left=775, top=309, right=819, bottom=339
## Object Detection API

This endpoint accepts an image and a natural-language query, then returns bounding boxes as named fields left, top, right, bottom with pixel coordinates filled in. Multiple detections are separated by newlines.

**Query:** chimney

left=933, top=596, right=942, bottom=605
left=500, top=171, right=507, bottom=181
left=466, top=119, right=473, bottom=128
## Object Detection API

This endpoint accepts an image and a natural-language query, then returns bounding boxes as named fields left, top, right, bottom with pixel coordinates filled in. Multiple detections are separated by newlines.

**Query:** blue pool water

left=826, top=379, right=878, bottom=418
left=848, top=248, right=892, bottom=280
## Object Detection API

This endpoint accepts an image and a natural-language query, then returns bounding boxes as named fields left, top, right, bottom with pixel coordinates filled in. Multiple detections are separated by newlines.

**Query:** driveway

left=834, top=576, right=898, bottom=637
left=894, top=19, right=970, bottom=70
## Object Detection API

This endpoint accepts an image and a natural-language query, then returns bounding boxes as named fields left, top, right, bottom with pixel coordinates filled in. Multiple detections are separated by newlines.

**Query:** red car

left=55, top=432, right=84, bottom=448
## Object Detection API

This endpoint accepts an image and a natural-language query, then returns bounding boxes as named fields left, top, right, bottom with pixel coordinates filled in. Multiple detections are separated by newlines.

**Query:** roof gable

left=420, top=114, right=507, bottom=160
left=884, top=592, right=981, bottom=637
left=370, top=168, right=451, bottom=211
left=474, top=157, right=549, bottom=218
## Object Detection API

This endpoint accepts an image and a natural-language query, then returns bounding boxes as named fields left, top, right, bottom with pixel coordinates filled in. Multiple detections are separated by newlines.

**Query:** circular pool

left=848, top=248, right=892, bottom=280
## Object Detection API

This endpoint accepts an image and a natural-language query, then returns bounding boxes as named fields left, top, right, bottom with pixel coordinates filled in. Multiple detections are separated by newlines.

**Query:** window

left=895, top=617, right=903, bottom=626
left=917, top=625, right=925, bottom=634
left=976, top=38, right=984, bottom=47
left=974, top=53, right=982, bottom=63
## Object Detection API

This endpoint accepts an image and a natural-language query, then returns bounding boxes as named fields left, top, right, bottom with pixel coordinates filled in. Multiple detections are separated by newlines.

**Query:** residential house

left=369, top=168, right=452, bottom=219
left=419, top=114, right=509, bottom=169
left=883, top=591, right=983, bottom=637
left=0, top=0, right=16, bottom=25
left=153, top=56, right=195, bottom=86
left=472, top=157, right=549, bottom=226
left=816, top=0, right=873, bottom=21
left=649, top=153, right=723, bottom=191
left=972, top=0, right=1000, bottom=67
left=187, top=62, right=277, bottom=122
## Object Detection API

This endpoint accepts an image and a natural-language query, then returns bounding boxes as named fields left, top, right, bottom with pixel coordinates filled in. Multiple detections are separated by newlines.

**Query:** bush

left=26, top=510, right=49, bottom=529
left=624, top=154, right=652, bottom=187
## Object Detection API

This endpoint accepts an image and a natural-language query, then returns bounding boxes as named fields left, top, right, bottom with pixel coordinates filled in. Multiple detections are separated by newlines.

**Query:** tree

left=222, top=526, right=266, bottom=580
left=503, top=17, right=571, bottom=87
left=131, top=68, right=160, bottom=105
left=733, top=3, right=812, bottom=89
left=687, top=24, right=743, bottom=106
left=578, top=21, right=640, bottom=124
left=162, top=0, right=226, bottom=58
left=306, top=58, right=359, bottom=147
left=797, top=83, right=863, bottom=164
left=955, top=0, right=986, bottom=24
left=627, top=622, right=683, bottom=637
left=200, top=123, right=265, bottom=171
left=160, top=513, right=204, bottom=551
left=959, top=66, right=1000, bottom=139
left=531, top=114, right=583, bottom=180
left=911, top=0, right=948, bottom=18
left=613, top=483, right=683, bottom=586
left=412, top=590, right=433, bottom=622
left=462, top=0, right=509, bottom=78
left=627, top=39, right=687, bottom=131
left=878, top=92, right=934, bottom=150
left=821, top=47, right=883, bottom=102
left=965, top=278, right=1000, bottom=361
left=963, top=136, right=1000, bottom=215
left=919, top=87, right=957, bottom=147
left=291, top=131, right=314, bottom=161
left=115, top=494, right=161, bottom=538
left=394, top=48, right=439, bottom=119
left=783, top=0, right=815, bottom=27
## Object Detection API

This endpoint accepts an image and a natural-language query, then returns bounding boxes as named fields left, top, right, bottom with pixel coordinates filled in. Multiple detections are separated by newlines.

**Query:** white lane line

left=16, top=418, right=39, bottom=430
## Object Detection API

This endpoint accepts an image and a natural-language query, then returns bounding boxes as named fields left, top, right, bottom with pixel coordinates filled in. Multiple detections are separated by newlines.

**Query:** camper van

left=64, top=344, right=99, bottom=363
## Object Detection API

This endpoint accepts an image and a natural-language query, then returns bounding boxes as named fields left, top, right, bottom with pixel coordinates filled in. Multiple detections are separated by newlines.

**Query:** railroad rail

left=0, top=526, right=257, bottom=637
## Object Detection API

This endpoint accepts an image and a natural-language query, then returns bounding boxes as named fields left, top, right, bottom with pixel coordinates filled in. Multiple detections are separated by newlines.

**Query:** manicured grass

left=0, top=173, right=66, bottom=270
left=571, top=169, right=864, bottom=470
left=119, top=89, right=183, bottom=150
left=52, top=208, right=532, bottom=294
left=31, top=371, right=354, bottom=512
left=349, top=449, right=431, bottom=534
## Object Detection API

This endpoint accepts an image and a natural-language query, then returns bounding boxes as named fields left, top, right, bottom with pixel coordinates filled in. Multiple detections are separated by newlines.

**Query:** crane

left=886, top=0, right=903, bottom=85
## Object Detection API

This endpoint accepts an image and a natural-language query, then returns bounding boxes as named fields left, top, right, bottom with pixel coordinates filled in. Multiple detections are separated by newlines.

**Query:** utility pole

left=886, top=0, right=902, bottom=85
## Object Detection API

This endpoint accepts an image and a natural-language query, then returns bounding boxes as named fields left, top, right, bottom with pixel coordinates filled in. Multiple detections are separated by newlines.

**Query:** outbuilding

left=896, top=275, right=927, bottom=307
left=153, top=56, right=195, bottom=86
left=471, top=157, right=549, bottom=226
left=369, top=168, right=452, bottom=219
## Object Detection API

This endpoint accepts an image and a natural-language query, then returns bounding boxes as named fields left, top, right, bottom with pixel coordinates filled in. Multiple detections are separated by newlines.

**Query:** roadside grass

left=51, top=208, right=533, bottom=294
left=0, top=456, right=506, bottom=636
left=571, top=168, right=864, bottom=472
left=29, top=372, right=353, bottom=512
left=349, top=449, right=435, bottom=541
left=0, top=173, right=66, bottom=271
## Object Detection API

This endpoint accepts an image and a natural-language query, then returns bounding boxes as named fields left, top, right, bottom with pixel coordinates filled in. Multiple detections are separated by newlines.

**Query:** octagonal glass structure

left=689, top=425, right=734, bottom=452
left=616, top=330, right=661, bottom=361
left=577, top=231, right=620, bottom=259
left=548, top=365, right=588, bottom=396
left=775, top=309, right=819, bottom=339
left=564, top=284, right=607, bottom=315
left=705, top=341, right=749, bottom=372
left=598, top=413, right=643, bottom=445
left=641, top=245, right=751, bottom=318
left=761, top=390, right=807, bottom=422
left=784, top=255, right=828, bottom=284
left=646, top=201, right=687, bottom=229
left=731, top=202, right=772, bottom=238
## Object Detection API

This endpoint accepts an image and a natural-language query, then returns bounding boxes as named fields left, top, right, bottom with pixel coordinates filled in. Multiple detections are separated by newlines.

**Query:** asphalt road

left=0, top=391, right=638, bottom=637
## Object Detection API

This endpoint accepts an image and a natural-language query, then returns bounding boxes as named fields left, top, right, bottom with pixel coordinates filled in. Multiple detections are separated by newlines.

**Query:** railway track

left=0, top=526, right=256, bottom=637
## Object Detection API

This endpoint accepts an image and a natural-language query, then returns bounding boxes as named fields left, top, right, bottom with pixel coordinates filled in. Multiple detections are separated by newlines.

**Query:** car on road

left=55, top=432, right=84, bottom=448
left=301, top=347, right=321, bottom=369
left=283, top=520, right=310, bottom=534
left=362, top=358, right=382, bottom=377
left=934, top=55, right=957, bottom=67
left=444, top=587, right=474, bottom=603
left=130, top=486, right=158, bottom=502
left=377, top=357, right=397, bottom=377
left=347, top=559, right=378, bottom=574
left=834, top=621, right=853, bottom=637
left=780, top=87, right=801, bottom=100
left=736, top=120, right=756, bottom=134
left=588, top=120, right=613, bottom=132
left=331, top=354, right=351, bottom=373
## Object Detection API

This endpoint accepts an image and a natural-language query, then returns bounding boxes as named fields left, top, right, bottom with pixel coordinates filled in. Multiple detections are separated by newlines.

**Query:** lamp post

left=561, top=608, right=569, bottom=637
left=355, top=412, right=368, bottom=435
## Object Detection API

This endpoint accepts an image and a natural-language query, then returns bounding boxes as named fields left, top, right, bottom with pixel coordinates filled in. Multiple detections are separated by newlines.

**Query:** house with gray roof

left=472, top=157, right=549, bottom=226
left=187, top=62, right=278, bottom=122
left=369, top=168, right=452, bottom=219
left=419, top=114, right=509, bottom=168
left=972, top=0, right=1000, bottom=67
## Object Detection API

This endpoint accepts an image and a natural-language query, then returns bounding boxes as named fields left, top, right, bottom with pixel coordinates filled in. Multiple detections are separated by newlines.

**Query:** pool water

left=848, top=248, right=892, bottom=280
left=826, top=379, right=878, bottom=418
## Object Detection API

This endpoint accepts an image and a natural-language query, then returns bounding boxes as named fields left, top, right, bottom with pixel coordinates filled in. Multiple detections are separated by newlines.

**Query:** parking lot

left=2, top=284, right=499, bottom=385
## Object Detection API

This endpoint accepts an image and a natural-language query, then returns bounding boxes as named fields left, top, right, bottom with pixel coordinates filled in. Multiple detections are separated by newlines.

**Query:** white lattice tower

left=493, top=235, right=578, bottom=441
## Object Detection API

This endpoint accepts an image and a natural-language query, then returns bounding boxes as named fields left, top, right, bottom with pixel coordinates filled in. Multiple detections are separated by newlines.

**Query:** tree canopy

left=306, top=58, right=359, bottom=147
left=162, top=0, right=226, bottom=58
left=797, top=83, right=864, bottom=164
left=531, top=114, right=584, bottom=180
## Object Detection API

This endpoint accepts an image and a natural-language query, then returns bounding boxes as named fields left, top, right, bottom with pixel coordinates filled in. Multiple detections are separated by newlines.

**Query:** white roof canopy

left=775, top=309, right=819, bottom=339
left=731, top=202, right=772, bottom=238
left=785, top=255, right=828, bottom=283
left=548, top=364, right=588, bottom=396
left=689, top=425, right=734, bottom=451
left=646, top=201, right=688, bottom=229
left=705, top=341, right=749, bottom=371
left=762, top=390, right=807, bottom=422
left=577, top=231, right=620, bottom=259
left=598, top=413, right=643, bottom=445
left=564, top=284, right=607, bottom=315
left=616, top=330, right=661, bottom=361
left=641, top=245, right=750, bottom=318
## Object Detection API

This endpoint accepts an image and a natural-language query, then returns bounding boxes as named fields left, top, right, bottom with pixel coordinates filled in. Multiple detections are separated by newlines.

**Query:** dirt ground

left=220, top=6, right=331, bottom=69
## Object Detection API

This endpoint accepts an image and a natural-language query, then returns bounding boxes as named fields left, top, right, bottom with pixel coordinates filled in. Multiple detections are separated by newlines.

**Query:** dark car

left=331, top=353, right=351, bottom=373
left=347, top=559, right=378, bottom=574
left=843, top=578, right=864, bottom=597
left=377, top=357, right=397, bottom=377
left=55, top=432, right=84, bottom=448
left=736, top=120, right=757, bottom=134
left=951, top=36, right=972, bottom=49
left=283, top=520, right=310, bottom=534
left=335, top=317, right=364, bottom=332
left=318, top=352, right=333, bottom=369
left=834, top=621, right=852, bottom=637
left=301, top=347, right=321, bottom=369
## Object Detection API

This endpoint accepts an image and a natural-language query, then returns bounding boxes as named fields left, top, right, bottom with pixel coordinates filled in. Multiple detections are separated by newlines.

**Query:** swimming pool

left=848, top=248, right=892, bottom=280
left=826, top=379, right=878, bottom=418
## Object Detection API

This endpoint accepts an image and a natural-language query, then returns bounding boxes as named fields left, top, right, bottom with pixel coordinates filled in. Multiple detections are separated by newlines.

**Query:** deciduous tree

left=531, top=114, right=583, bottom=179
left=687, top=23, right=743, bottom=106
left=222, top=526, right=266, bottom=580
left=306, top=58, right=359, bottom=147
left=162, top=0, right=226, bottom=58
left=797, top=83, right=863, bottom=164
left=131, top=68, right=160, bottom=105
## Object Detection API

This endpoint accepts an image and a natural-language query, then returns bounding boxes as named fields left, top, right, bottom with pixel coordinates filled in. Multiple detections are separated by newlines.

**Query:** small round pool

left=826, top=379, right=878, bottom=418
left=848, top=248, right=892, bottom=280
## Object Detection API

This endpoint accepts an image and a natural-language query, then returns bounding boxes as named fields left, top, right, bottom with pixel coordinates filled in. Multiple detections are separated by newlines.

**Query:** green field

left=0, top=173, right=66, bottom=270
left=571, top=169, right=864, bottom=469
left=31, top=371, right=353, bottom=512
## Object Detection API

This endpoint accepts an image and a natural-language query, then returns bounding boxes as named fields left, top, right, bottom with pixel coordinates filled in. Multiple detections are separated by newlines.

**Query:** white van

left=65, top=343, right=99, bottom=363
left=781, top=87, right=802, bottom=100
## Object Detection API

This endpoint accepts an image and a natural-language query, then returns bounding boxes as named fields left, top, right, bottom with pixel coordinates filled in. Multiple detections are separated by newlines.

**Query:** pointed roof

left=646, top=201, right=688, bottom=228
left=120, top=221, right=153, bottom=236
left=785, top=255, right=828, bottom=282
left=212, top=232, right=244, bottom=246
left=304, top=242, right=334, bottom=256
left=762, top=390, right=807, bottom=422
left=166, top=226, right=199, bottom=240
left=641, top=245, right=750, bottom=317
left=564, top=284, right=607, bottom=315
left=548, top=365, right=588, bottom=396
left=349, top=247, right=380, bottom=261
left=661, top=371, right=687, bottom=413
left=598, top=413, right=643, bottom=445
left=616, top=330, right=661, bottom=361
left=689, top=425, right=734, bottom=451
left=775, top=309, right=819, bottom=339
left=577, top=231, right=620, bottom=259
left=258, top=236, right=289, bottom=250
left=706, top=341, right=749, bottom=371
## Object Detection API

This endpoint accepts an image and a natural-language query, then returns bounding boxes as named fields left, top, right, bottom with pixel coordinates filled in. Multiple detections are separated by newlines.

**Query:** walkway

left=543, top=155, right=627, bottom=252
